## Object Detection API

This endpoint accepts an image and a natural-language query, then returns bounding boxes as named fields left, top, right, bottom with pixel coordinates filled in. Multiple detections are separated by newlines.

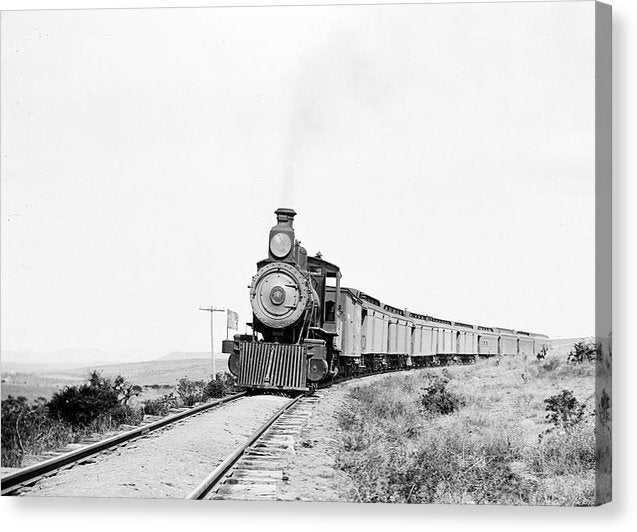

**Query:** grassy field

left=336, top=352, right=596, bottom=506
left=1, top=356, right=230, bottom=402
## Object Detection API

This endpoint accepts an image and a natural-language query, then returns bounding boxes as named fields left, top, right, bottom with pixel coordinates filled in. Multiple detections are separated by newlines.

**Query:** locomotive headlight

left=270, top=232, right=292, bottom=258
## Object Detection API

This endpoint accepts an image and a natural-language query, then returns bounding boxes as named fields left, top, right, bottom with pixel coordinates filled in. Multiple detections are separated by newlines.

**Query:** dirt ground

left=279, top=374, right=393, bottom=502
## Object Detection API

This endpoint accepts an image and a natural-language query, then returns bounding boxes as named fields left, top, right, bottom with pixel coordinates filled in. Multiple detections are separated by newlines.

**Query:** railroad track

left=187, top=392, right=315, bottom=501
left=1, top=392, right=247, bottom=496
left=3, top=359, right=486, bottom=499
left=185, top=366, right=428, bottom=501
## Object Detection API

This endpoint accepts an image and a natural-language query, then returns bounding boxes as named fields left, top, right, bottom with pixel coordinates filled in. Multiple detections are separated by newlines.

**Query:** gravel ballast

left=19, top=394, right=290, bottom=499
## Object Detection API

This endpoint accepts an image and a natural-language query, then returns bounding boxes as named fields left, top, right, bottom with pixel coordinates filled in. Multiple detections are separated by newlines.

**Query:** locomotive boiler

left=224, top=208, right=549, bottom=392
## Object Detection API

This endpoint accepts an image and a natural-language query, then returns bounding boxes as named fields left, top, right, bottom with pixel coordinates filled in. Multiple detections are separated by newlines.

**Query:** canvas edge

left=594, top=0, right=612, bottom=507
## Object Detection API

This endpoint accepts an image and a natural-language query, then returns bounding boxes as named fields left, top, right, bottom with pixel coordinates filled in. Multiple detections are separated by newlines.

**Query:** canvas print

left=0, top=1, right=611, bottom=506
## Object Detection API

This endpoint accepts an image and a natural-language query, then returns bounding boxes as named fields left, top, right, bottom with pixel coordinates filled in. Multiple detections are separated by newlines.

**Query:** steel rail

left=186, top=393, right=304, bottom=500
left=1, top=391, right=247, bottom=496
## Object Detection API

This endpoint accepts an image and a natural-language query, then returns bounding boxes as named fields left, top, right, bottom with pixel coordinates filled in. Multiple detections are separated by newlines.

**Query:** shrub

left=142, top=393, right=179, bottom=416
left=176, top=378, right=207, bottom=406
left=204, top=379, right=225, bottom=399
left=567, top=341, right=600, bottom=363
left=1, top=371, right=144, bottom=468
left=48, top=382, right=119, bottom=427
left=538, top=355, right=561, bottom=373
left=47, top=371, right=144, bottom=428
left=108, top=404, right=143, bottom=425
left=419, top=376, right=464, bottom=416
left=544, top=390, right=586, bottom=429
left=203, top=372, right=239, bottom=399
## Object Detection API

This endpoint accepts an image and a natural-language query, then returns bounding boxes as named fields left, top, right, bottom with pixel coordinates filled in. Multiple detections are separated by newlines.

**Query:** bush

left=419, top=376, right=464, bottom=416
left=142, top=393, right=179, bottom=416
left=204, top=379, right=225, bottom=399
left=538, top=355, right=561, bottom=373
left=48, top=382, right=119, bottom=427
left=204, top=372, right=239, bottom=399
left=544, top=390, right=586, bottom=429
left=568, top=341, right=600, bottom=363
left=48, top=371, right=144, bottom=428
left=176, top=378, right=207, bottom=406
left=108, top=404, right=143, bottom=425
left=1, top=371, right=144, bottom=468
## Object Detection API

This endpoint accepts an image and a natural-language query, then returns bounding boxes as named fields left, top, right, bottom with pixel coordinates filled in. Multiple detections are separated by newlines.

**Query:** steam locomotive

left=223, top=208, right=549, bottom=391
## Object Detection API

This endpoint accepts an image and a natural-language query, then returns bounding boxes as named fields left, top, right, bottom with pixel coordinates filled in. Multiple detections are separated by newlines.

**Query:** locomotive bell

left=268, top=208, right=296, bottom=261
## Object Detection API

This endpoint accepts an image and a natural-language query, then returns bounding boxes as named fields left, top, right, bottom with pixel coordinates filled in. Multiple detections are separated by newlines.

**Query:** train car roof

left=307, top=255, right=341, bottom=275
left=341, top=286, right=548, bottom=339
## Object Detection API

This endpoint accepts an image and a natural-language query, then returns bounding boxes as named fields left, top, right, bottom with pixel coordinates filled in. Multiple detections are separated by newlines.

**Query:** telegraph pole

left=199, top=306, right=225, bottom=378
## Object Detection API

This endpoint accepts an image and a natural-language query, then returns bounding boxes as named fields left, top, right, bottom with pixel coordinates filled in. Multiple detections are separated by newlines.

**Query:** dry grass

left=336, top=354, right=596, bottom=505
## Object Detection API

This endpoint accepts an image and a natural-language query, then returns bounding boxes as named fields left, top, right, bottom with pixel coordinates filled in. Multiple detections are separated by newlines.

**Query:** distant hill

left=1, top=348, right=227, bottom=374
left=1, top=348, right=148, bottom=368
left=2, top=355, right=232, bottom=401
left=155, top=351, right=212, bottom=361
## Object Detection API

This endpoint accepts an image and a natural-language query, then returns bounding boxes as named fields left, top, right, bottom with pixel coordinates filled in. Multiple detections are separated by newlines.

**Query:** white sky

left=1, top=2, right=596, bottom=358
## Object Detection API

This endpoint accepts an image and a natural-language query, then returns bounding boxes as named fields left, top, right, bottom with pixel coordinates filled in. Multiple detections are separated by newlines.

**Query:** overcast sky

left=1, top=2, right=596, bottom=359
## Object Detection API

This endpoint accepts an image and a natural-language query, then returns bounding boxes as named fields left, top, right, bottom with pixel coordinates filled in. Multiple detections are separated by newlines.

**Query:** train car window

left=326, top=276, right=337, bottom=287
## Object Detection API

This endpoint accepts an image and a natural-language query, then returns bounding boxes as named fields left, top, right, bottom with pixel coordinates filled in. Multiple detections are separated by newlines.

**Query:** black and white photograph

left=0, top=0, right=614, bottom=515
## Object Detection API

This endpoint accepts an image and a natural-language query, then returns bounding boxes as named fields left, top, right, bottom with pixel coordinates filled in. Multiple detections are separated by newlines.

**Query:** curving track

left=187, top=393, right=313, bottom=500
left=188, top=367, right=438, bottom=501
left=2, top=361, right=471, bottom=499
left=0, top=391, right=282, bottom=497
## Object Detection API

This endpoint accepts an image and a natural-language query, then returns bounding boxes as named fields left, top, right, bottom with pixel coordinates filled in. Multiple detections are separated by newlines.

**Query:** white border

left=1, top=0, right=634, bottom=530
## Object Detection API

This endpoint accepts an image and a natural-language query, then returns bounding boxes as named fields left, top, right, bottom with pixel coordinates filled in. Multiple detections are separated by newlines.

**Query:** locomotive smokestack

left=275, top=208, right=296, bottom=228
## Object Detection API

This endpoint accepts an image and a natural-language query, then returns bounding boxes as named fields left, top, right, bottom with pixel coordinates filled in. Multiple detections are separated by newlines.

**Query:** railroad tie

left=210, top=395, right=318, bottom=501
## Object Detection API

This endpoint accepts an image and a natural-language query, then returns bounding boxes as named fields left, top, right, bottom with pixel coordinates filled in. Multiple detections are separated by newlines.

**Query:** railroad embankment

left=334, top=354, right=596, bottom=505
